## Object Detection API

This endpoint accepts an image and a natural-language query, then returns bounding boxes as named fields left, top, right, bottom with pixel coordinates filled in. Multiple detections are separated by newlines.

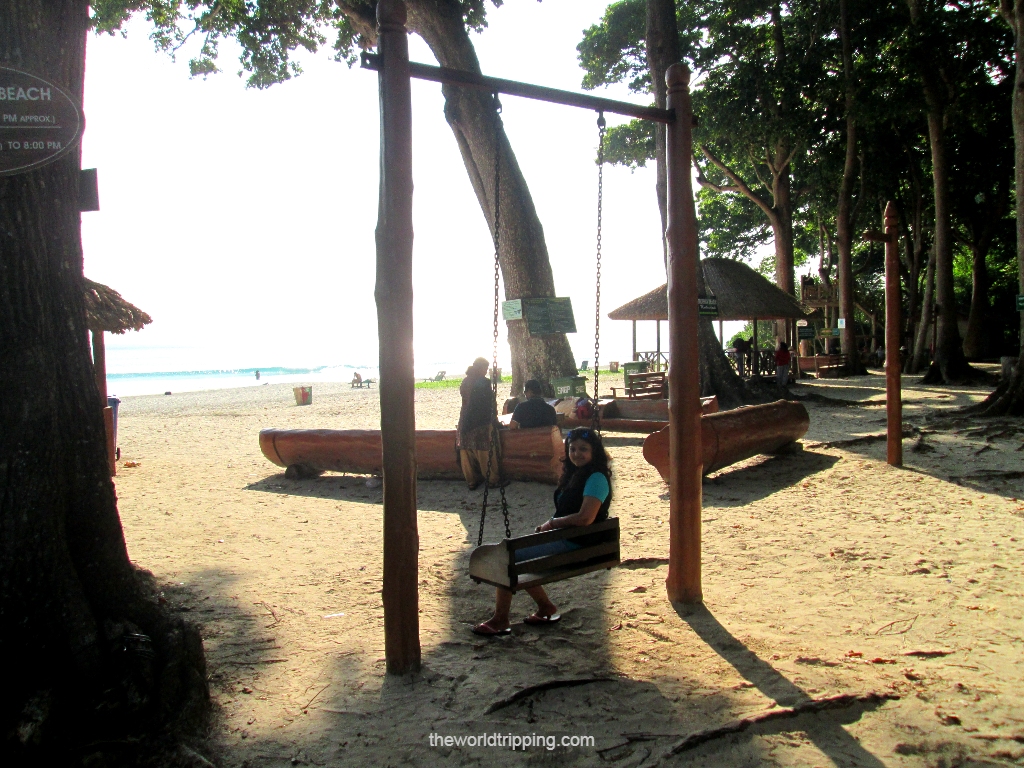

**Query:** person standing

left=458, top=357, right=500, bottom=489
left=509, top=379, right=557, bottom=429
left=775, top=341, right=792, bottom=387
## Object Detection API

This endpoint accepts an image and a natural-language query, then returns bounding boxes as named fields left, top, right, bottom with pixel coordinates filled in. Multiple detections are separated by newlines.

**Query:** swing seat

left=469, top=518, right=620, bottom=592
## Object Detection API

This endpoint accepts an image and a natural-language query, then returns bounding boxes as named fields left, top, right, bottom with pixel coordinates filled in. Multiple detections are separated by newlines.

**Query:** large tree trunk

left=835, top=0, right=862, bottom=374
left=909, top=249, right=935, bottom=374
left=405, top=0, right=576, bottom=396
left=645, top=0, right=747, bottom=406
left=770, top=152, right=796, bottom=296
left=646, top=0, right=679, bottom=265
left=962, top=243, right=990, bottom=360
left=974, top=1, right=1024, bottom=415
left=0, top=1, right=207, bottom=758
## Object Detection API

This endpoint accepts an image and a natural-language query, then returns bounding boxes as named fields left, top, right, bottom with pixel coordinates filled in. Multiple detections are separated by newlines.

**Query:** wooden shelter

left=608, top=258, right=807, bottom=374
left=84, top=278, right=152, bottom=473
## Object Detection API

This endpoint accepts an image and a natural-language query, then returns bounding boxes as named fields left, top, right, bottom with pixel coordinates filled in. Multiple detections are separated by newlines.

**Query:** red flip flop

left=524, top=613, right=561, bottom=626
left=472, top=621, right=511, bottom=637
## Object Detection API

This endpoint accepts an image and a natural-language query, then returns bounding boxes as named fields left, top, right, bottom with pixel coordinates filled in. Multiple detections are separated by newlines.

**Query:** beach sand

left=112, top=372, right=1024, bottom=766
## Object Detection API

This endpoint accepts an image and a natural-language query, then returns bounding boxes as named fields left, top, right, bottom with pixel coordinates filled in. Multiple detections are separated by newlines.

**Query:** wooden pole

left=374, top=0, right=420, bottom=675
left=656, top=320, right=661, bottom=371
left=91, top=329, right=107, bottom=406
left=632, top=320, right=637, bottom=361
left=752, top=318, right=759, bottom=376
left=664, top=63, right=702, bottom=604
left=884, top=201, right=903, bottom=467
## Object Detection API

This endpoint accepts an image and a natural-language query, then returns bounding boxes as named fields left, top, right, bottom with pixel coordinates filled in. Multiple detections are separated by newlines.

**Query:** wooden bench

left=610, top=371, right=667, bottom=399
left=797, top=355, right=845, bottom=378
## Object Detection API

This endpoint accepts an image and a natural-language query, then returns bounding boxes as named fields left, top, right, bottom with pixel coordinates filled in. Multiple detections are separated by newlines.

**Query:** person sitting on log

left=458, top=357, right=500, bottom=490
left=509, top=379, right=557, bottom=430
left=472, top=427, right=613, bottom=636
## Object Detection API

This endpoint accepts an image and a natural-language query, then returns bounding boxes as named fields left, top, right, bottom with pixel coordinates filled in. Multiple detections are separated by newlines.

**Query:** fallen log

left=643, top=400, right=810, bottom=479
left=260, top=426, right=564, bottom=484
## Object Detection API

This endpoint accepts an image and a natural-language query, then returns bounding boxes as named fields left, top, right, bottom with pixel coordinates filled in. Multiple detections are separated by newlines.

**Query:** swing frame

left=372, top=0, right=702, bottom=675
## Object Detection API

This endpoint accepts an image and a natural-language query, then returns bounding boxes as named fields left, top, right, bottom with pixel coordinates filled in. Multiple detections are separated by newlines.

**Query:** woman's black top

left=553, top=465, right=611, bottom=547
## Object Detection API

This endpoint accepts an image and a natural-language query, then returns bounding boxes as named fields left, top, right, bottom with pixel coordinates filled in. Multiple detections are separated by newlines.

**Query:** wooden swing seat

left=469, top=518, right=620, bottom=592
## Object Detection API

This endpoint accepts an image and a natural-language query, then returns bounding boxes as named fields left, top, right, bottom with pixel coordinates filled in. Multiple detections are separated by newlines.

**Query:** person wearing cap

left=509, top=379, right=557, bottom=430
left=457, top=357, right=500, bottom=489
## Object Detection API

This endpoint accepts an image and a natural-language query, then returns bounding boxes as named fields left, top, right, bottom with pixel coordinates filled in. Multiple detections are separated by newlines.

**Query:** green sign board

left=503, top=297, right=576, bottom=334
left=552, top=376, right=588, bottom=398
left=798, top=326, right=815, bottom=339
left=522, top=297, right=577, bottom=335
left=698, top=296, right=719, bottom=317
left=1017, top=294, right=1024, bottom=311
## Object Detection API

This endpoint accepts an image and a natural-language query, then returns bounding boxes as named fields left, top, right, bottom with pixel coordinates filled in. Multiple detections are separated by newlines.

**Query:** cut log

left=260, top=426, right=564, bottom=484
left=642, top=400, right=809, bottom=479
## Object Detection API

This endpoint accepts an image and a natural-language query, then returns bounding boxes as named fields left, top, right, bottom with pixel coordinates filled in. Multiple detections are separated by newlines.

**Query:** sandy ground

left=111, top=371, right=1024, bottom=767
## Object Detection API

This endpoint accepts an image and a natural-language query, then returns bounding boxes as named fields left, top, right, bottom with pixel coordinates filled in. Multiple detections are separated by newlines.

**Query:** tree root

left=811, top=424, right=919, bottom=448
left=665, top=692, right=899, bottom=755
left=485, top=678, right=613, bottom=714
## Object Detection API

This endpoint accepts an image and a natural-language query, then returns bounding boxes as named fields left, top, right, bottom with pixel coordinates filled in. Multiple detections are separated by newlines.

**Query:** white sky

left=81, top=1, right=742, bottom=377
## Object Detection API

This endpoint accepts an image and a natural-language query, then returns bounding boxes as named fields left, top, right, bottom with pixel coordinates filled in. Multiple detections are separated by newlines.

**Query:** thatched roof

left=83, top=278, right=152, bottom=334
left=607, top=258, right=807, bottom=322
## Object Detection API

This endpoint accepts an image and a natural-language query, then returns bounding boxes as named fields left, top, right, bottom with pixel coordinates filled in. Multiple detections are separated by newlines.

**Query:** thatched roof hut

left=83, top=278, right=152, bottom=334
left=607, top=258, right=807, bottom=322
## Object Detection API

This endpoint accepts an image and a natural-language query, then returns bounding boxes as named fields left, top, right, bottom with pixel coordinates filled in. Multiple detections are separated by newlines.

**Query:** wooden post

left=374, top=0, right=420, bottom=675
left=718, top=319, right=723, bottom=347
left=884, top=201, right=903, bottom=467
left=664, top=63, right=702, bottom=604
left=656, top=320, right=661, bottom=371
left=91, top=329, right=107, bottom=405
left=752, top=318, right=759, bottom=376
left=632, top=320, right=637, bottom=361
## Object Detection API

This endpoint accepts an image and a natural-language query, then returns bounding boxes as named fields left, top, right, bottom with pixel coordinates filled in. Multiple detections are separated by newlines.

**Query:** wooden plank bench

left=797, top=355, right=845, bottom=378
left=610, top=371, right=667, bottom=399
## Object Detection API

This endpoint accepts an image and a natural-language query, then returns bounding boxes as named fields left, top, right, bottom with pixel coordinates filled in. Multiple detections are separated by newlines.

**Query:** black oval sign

left=0, top=67, right=82, bottom=177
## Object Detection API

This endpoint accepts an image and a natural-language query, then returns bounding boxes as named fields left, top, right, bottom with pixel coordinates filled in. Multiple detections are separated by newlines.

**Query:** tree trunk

left=406, top=0, right=576, bottom=396
left=974, top=1, right=1024, bottom=415
left=836, top=0, right=861, bottom=373
left=646, top=0, right=679, bottom=265
left=909, top=248, right=935, bottom=374
left=0, top=1, right=207, bottom=757
left=920, top=89, right=972, bottom=383
left=962, top=243, right=990, bottom=360
left=644, top=0, right=748, bottom=407
left=770, top=152, right=795, bottom=296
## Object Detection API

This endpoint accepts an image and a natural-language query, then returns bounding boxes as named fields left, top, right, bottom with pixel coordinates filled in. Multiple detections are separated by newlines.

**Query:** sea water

left=105, top=362, right=475, bottom=397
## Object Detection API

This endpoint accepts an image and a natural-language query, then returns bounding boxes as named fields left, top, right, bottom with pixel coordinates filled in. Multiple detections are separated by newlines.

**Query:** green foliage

left=89, top=0, right=496, bottom=88
left=602, top=120, right=655, bottom=169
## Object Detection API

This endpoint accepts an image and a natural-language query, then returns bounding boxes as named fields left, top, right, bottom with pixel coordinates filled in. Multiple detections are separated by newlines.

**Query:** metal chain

left=479, top=93, right=512, bottom=547
left=592, top=112, right=606, bottom=432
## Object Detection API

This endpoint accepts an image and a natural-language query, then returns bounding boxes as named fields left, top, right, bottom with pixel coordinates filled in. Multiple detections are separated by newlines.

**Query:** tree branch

left=700, top=145, right=776, bottom=221
left=693, top=155, right=740, bottom=193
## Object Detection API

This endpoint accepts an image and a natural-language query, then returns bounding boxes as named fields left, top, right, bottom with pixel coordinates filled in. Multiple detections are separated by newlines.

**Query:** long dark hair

left=557, top=428, right=613, bottom=496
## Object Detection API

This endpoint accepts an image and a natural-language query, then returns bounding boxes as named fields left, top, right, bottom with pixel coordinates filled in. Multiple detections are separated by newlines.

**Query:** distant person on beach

left=458, top=357, right=500, bottom=489
left=472, top=427, right=613, bottom=636
left=775, top=341, right=791, bottom=387
left=255, top=369, right=260, bottom=381
left=509, top=379, right=557, bottom=430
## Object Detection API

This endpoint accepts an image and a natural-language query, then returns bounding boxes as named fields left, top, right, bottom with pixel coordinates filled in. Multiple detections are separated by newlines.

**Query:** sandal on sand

left=524, top=613, right=561, bottom=626
left=472, top=622, right=511, bottom=637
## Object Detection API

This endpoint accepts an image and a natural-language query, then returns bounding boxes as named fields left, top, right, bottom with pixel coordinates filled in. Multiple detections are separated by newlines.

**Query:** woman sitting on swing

left=472, top=427, right=612, bottom=636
